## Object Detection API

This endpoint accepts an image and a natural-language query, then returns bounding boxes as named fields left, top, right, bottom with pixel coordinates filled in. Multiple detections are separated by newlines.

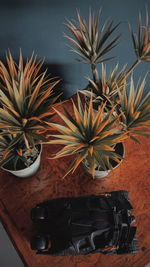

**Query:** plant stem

left=125, top=59, right=141, bottom=79
left=91, top=63, right=100, bottom=83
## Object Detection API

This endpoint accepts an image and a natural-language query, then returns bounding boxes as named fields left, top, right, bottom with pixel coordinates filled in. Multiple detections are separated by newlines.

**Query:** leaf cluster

left=130, top=10, right=150, bottom=62
left=0, top=51, right=61, bottom=168
left=65, top=10, right=120, bottom=65
left=48, top=95, right=128, bottom=178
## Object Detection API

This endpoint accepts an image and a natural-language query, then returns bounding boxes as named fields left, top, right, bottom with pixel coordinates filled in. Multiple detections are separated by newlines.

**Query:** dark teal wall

left=0, top=0, right=149, bottom=97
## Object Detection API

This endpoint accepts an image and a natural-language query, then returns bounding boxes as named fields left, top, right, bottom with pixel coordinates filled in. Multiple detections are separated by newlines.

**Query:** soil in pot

left=107, top=142, right=124, bottom=169
left=2, top=144, right=41, bottom=171
left=95, top=142, right=124, bottom=171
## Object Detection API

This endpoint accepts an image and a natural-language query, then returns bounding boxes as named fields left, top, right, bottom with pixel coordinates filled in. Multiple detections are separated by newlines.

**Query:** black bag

left=30, top=191, right=139, bottom=256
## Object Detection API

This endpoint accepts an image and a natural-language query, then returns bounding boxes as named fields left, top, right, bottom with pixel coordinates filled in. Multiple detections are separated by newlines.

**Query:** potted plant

left=64, top=9, right=150, bottom=109
left=46, top=8, right=149, bottom=179
left=45, top=9, right=150, bottom=179
left=47, top=84, right=150, bottom=179
left=47, top=94, right=127, bottom=179
left=0, top=51, right=61, bottom=178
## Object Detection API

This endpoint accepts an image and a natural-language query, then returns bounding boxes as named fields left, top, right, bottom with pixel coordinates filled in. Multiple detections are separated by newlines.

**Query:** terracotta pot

left=1, top=145, right=42, bottom=178
left=83, top=143, right=125, bottom=179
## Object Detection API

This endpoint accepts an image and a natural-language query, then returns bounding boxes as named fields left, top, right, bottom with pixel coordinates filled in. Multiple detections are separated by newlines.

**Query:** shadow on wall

left=36, top=62, right=80, bottom=100
left=0, top=0, right=58, bottom=8
left=40, top=63, right=68, bottom=100
left=36, top=62, right=77, bottom=100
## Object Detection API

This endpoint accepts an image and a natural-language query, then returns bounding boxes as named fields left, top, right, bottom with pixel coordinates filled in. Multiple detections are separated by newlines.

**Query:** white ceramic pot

left=86, top=168, right=111, bottom=179
left=83, top=143, right=125, bottom=179
left=1, top=145, right=42, bottom=178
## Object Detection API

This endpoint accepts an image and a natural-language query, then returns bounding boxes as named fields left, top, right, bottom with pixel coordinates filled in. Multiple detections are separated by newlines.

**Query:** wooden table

left=0, top=96, right=150, bottom=267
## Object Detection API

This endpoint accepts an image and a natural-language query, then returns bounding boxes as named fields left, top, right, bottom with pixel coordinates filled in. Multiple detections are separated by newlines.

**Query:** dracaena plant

left=130, top=9, right=150, bottom=64
left=64, top=9, right=120, bottom=83
left=65, top=9, right=150, bottom=108
left=117, top=76, right=150, bottom=143
left=81, top=64, right=127, bottom=109
left=0, top=51, right=61, bottom=168
left=47, top=94, right=128, bottom=178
